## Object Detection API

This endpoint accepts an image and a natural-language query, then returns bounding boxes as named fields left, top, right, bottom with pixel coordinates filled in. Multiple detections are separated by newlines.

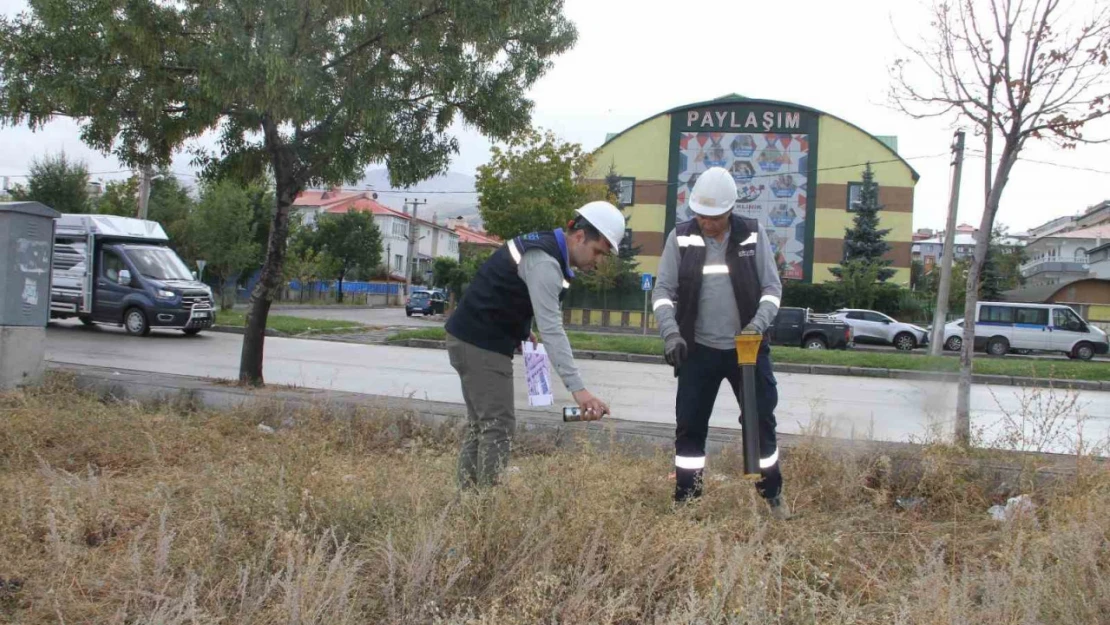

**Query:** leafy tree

left=9, top=152, right=90, bottom=213
left=188, top=180, right=262, bottom=310
left=477, top=129, right=607, bottom=240
left=830, top=163, right=894, bottom=282
left=1, top=0, right=576, bottom=385
left=433, top=257, right=467, bottom=309
left=95, top=177, right=139, bottom=216
left=314, top=211, right=383, bottom=303
left=834, top=259, right=883, bottom=309
left=147, top=173, right=197, bottom=263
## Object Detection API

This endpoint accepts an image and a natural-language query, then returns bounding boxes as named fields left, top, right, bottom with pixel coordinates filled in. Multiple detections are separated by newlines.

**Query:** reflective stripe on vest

left=508, top=240, right=523, bottom=264
left=653, top=298, right=674, bottom=311
left=740, top=232, right=758, bottom=246
left=702, top=264, right=729, bottom=275
left=677, top=235, right=706, bottom=247
left=760, top=294, right=781, bottom=307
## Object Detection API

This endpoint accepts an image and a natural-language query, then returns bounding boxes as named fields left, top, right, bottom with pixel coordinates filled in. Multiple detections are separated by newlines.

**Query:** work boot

left=767, top=495, right=792, bottom=521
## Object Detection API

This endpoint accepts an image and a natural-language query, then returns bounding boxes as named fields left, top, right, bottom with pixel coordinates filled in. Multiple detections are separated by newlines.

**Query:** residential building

left=1019, top=224, right=1110, bottom=287
left=1025, top=200, right=1110, bottom=238
left=448, top=217, right=502, bottom=252
left=586, top=94, right=918, bottom=283
left=292, top=189, right=459, bottom=281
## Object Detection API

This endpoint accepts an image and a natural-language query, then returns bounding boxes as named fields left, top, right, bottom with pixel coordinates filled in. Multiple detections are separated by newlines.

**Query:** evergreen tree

left=830, top=163, right=895, bottom=282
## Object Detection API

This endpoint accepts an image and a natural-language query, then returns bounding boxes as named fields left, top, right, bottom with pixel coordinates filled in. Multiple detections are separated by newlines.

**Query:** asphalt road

left=43, top=320, right=1110, bottom=454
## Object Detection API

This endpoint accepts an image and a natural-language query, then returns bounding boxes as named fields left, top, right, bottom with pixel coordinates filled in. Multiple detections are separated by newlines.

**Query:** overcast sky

left=1, top=0, right=1107, bottom=233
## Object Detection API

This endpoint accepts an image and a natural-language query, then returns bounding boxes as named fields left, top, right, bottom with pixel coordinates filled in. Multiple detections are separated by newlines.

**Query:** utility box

left=0, top=201, right=60, bottom=390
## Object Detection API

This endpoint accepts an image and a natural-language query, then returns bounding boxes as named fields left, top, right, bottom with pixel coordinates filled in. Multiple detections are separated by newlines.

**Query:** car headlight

left=156, top=289, right=177, bottom=301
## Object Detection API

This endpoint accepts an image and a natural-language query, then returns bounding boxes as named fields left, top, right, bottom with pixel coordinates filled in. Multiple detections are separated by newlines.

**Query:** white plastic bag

left=522, top=341, right=554, bottom=407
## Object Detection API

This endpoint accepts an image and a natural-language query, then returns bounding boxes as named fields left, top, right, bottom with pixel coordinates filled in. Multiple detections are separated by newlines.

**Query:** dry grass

left=2, top=377, right=1109, bottom=624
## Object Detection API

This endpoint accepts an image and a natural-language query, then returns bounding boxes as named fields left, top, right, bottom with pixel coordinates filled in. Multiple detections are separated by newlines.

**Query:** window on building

left=392, top=220, right=407, bottom=237
left=393, top=254, right=403, bottom=272
left=448, top=238, right=458, bottom=252
left=846, top=181, right=878, bottom=212
left=618, top=178, right=635, bottom=206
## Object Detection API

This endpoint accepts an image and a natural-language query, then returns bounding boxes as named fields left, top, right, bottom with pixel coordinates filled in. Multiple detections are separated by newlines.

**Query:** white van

left=939, top=302, right=1109, bottom=360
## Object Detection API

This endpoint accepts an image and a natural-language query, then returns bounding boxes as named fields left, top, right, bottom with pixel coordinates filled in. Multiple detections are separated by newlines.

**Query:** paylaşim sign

left=681, top=108, right=811, bottom=133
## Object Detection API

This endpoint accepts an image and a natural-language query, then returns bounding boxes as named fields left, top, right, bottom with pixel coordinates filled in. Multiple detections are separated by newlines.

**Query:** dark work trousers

left=674, top=342, right=781, bottom=502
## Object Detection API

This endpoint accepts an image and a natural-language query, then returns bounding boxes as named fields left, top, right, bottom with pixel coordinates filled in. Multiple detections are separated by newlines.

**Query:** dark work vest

left=674, top=215, right=763, bottom=347
left=446, top=229, right=573, bottom=356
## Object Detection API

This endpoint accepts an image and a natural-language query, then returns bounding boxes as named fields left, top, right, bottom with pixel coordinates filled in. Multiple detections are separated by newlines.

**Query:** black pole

left=740, top=363, right=761, bottom=475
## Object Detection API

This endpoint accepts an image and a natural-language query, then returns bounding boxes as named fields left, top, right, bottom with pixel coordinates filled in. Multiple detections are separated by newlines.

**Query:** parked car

left=937, top=302, right=1109, bottom=360
left=405, top=289, right=447, bottom=316
left=50, top=214, right=214, bottom=336
left=831, top=309, right=929, bottom=351
left=769, top=307, right=854, bottom=350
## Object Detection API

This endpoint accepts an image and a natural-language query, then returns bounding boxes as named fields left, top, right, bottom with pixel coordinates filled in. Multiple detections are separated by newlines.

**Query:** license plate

left=194, top=312, right=209, bottom=319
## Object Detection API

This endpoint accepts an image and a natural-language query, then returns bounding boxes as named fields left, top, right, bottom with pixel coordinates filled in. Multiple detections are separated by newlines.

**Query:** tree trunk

left=239, top=122, right=302, bottom=386
left=337, top=273, right=345, bottom=304
left=955, top=142, right=1020, bottom=445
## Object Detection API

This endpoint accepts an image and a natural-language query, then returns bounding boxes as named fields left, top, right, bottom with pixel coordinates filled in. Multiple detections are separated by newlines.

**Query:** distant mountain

left=356, top=169, right=482, bottom=225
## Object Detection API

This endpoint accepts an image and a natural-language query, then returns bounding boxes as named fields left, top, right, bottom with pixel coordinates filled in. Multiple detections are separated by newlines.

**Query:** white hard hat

left=689, top=166, right=737, bottom=217
left=574, top=201, right=625, bottom=252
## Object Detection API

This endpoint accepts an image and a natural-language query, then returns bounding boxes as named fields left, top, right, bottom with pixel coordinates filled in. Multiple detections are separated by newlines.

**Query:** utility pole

left=136, top=164, right=154, bottom=220
left=929, top=130, right=966, bottom=357
left=404, top=197, right=427, bottom=297
left=385, top=242, right=392, bottom=305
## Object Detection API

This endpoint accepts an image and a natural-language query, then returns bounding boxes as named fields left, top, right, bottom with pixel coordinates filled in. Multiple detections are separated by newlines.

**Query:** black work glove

left=664, top=333, right=688, bottom=368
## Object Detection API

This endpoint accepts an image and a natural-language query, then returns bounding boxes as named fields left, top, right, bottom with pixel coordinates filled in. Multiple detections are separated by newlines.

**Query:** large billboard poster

left=669, top=104, right=817, bottom=281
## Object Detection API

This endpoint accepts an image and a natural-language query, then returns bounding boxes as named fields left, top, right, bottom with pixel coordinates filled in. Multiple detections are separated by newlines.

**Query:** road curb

left=389, top=338, right=1105, bottom=391
left=44, top=362, right=1095, bottom=480
left=207, top=325, right=287, bottom=338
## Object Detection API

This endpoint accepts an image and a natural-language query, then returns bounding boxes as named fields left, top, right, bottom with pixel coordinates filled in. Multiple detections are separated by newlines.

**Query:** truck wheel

left=986, top=337, right=1009, bottom=357
left=894, top=332, right=917, bottom=351
left=1073, top=342, right=1095, bottom=361
left=945, top=336, right=963, bottom=352
left=804, top=336, right=827, bottom=350
left=124, top=307, right=151, bottom=337
left=79, top=315, right=95, bottom=327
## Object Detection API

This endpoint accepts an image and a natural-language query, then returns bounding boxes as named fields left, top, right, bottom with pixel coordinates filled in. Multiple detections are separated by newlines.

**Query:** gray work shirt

left=517, top=249, right=584, bottom=393
left=652, top=220, right=782, bottom=350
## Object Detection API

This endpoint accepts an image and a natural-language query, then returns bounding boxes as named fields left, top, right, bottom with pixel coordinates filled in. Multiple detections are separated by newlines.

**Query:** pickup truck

left=769, top=307, right=853, bottom=350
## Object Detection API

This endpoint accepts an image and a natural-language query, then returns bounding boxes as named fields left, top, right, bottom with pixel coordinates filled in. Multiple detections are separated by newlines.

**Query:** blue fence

left=289, top=280, right=402, bottom=295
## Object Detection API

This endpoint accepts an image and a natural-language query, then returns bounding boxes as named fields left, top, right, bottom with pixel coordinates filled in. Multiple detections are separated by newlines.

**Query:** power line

left=965, top=149, right=1110, bottom=175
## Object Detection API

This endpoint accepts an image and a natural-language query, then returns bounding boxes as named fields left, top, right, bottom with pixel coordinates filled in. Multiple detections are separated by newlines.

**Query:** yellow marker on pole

left=735, top=331, right=763, bottom=476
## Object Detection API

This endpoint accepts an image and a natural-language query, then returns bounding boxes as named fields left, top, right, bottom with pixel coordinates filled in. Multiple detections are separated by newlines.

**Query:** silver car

left=832, top=309, right=929, bottom=351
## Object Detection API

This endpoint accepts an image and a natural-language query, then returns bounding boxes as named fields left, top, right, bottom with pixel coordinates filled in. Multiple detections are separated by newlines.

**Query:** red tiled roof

left=327, top=197, right=411, bottom=219
left=293, top=189, right=367, bottom=207
left=455, top=225, right=502, bottom=246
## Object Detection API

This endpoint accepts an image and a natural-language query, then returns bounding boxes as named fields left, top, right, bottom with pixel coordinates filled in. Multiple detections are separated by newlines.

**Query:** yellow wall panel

left=627, top=203, right=666, bottom=233
left=590, top=115, right=672, bottom=180
left=631, top=255, right=660, bottom=276
left=816, top=116, right=916, bottom=187
left=814, top=208, right=913, bottom=240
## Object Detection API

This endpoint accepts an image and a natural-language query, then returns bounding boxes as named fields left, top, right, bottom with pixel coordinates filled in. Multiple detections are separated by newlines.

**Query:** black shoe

left=767, top=495, right=792, bottom=521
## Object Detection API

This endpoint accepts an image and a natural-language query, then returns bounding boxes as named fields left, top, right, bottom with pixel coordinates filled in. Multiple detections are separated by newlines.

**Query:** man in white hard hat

left=445, top=201, right=625, bottom=488
left=651, top=166, right=789, bottom=519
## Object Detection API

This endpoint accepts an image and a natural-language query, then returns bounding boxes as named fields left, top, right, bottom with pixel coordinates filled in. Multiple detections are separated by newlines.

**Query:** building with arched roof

left=590, top=95, right=919, bottom=284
